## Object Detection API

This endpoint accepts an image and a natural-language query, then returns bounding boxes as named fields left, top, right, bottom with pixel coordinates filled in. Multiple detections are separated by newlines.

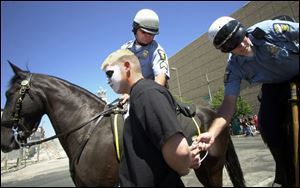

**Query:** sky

left=1, top=1, right=248, bottom=137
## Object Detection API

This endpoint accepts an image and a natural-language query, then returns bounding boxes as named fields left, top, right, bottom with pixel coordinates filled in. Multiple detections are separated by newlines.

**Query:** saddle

left=176, top=100, right=196, bottom=118
left=106, top=98, right=200, bottom=162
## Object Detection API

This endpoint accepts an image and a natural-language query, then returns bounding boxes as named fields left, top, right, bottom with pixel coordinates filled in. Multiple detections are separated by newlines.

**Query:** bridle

left=1, top=74, right=35, bottom=148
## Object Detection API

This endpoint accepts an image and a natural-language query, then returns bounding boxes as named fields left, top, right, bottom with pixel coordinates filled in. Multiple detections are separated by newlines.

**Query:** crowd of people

left=230, top=115, right=259, bottom=136
left=239, top=116, right=258, bottom=136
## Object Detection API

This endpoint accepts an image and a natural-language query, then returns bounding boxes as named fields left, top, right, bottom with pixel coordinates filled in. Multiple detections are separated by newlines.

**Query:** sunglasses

left=105, top=70, right=114, bottom=79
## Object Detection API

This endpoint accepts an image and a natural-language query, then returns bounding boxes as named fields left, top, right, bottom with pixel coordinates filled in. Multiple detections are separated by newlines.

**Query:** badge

left=273, top=23, right=290, bottom=33
left=157, top=49, right=166, bottom=61
left=142, top=50, right=148, bottom=59
left=266, top=43, right=279, bottom=57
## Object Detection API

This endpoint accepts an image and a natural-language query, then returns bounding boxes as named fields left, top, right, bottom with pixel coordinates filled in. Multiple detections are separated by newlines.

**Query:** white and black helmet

left=132, top=9, right=159, bottom=35
left=208, top=16, right=247, bottom=52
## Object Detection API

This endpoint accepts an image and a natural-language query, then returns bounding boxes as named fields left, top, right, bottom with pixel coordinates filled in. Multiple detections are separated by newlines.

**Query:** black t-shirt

left=119, top=79, right=185, bottom=187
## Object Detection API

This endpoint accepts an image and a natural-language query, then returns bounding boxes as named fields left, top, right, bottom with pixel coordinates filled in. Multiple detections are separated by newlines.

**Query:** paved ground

left=1, top=134, right=275, bottom=187
left=1, top=158, right=73, bottom=187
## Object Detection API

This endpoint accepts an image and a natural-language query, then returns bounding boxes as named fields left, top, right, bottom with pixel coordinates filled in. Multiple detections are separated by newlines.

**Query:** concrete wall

left=168, top=1, right=299, bottom=114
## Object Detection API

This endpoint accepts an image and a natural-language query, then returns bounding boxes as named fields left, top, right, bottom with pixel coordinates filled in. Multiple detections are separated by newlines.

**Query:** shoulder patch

left=157, top=49, right=166, bottom=61
left=159, top=61, right=168, bottom=71
left=273, top=23, right=290, bottom=34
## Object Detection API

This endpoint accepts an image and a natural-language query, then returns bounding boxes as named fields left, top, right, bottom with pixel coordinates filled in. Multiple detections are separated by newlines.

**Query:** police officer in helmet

left=120, top=9, right=170, bottom=105
left=119, top=9, right=197, bottom=118
left=197, top=16, right=299, bottom=186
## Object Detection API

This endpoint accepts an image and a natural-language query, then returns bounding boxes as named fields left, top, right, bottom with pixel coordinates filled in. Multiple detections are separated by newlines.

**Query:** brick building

left=168, top=1, right=299, bottom=114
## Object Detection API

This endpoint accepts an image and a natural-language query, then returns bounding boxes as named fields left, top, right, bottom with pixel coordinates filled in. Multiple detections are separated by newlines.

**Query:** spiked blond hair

left=101, top=49, right=141, bottom=72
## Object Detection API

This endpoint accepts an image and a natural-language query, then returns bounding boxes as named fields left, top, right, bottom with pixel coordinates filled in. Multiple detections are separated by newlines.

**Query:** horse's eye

left=5, top=91, right=11, bottom=98
left=5, top=89, right=14, bottom=98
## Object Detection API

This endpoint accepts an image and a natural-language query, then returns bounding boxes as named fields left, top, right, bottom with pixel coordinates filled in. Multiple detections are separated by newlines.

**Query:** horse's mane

left=51, top=74, right=108, bottom=105
left=9, top=71, right=107, bottom=106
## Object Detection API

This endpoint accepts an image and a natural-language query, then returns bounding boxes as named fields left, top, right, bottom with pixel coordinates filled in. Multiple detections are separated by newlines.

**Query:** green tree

left=209, top=86, right=253, bottom=119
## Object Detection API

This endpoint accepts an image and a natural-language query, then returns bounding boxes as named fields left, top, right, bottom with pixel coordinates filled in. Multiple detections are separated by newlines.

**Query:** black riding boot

left=258, top=81, right=297, bottom=187
left=269, top=146, right=294, bottom=186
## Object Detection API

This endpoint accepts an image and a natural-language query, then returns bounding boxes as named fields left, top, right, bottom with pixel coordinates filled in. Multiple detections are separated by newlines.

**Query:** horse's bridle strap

left=2, top=74, right=33, bottom=132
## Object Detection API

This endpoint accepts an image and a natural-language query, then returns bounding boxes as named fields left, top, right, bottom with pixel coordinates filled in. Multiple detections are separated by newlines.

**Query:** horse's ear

left=8, top=60, right=27, bottom=78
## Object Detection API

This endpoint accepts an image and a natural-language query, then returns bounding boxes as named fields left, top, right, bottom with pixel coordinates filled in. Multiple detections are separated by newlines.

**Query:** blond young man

left=101, top=49, right=201, bottom=186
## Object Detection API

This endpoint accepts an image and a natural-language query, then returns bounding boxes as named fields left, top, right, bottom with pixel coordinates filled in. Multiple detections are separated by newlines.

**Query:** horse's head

left=1, top=62, right=44, bottom=152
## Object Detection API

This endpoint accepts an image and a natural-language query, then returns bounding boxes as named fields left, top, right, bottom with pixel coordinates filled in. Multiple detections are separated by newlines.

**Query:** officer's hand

left=196, top=132, right=215, bottom=151
left=119, top=93, right=130, bottom=106
left=189, top=141, right=201, bottom=169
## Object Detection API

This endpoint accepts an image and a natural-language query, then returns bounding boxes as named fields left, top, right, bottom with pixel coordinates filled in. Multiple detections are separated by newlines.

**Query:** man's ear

left=123, top=61, right=131, bottom=77
left=124, top=61, right=131, bottom=71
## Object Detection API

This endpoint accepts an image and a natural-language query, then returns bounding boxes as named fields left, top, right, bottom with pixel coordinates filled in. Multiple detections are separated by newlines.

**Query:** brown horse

left=1, top=63, right=245, bottom=187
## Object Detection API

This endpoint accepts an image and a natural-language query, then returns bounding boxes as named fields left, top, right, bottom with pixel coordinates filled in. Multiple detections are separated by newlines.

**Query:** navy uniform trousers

left=258, top=75, right=299, bottom=186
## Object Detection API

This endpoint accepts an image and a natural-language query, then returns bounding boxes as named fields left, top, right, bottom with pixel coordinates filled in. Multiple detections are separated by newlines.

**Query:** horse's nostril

left=1, top=148, right=8, bottom=153
left=1, top=141, right=14, bottom=153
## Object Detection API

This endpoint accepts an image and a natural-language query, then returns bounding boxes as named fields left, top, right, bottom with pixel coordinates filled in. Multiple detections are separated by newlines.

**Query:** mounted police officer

left=197, top=16, right=299, bottom=186
left=122, top=8, right=169, bottom=86
left=119, top=9, right=169, bottom=105
left=119, top=9, right=195, bottom=118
